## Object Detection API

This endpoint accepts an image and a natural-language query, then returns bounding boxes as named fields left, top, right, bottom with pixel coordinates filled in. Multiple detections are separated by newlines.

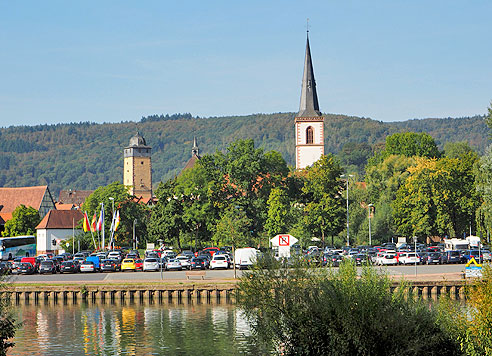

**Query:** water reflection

left=10, top=302, right=254, bottom=355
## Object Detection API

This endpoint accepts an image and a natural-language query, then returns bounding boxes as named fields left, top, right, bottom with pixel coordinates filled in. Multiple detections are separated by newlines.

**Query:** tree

left=364, top=154, right=417, bottom=242
left=302, top=155, right=345, bottom=246
left=264, top=187, right=292, bottom=238
left=148, top=179, right=186, bottom=248
left=82, top=182, right=149, bottom=248
left=212, top=205, right=252, bottom=247
left=384, top=132, right=441, bottom=158
left=2, top=205, right=40, bottom=237
left=485, top=101, right=492, bottom=132
left=237, top=256, right=461, bottom=355
left=393, top=156, right=478, bottom=239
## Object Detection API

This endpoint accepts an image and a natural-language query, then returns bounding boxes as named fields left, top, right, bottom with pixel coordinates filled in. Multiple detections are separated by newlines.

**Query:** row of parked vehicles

left=0, top=246, right=259, bottom=275
left=307, top=243, right=492, bottom=267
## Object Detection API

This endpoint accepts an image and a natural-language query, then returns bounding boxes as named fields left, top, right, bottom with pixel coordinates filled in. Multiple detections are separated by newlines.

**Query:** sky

left=1, top=1, right=491, bottom=127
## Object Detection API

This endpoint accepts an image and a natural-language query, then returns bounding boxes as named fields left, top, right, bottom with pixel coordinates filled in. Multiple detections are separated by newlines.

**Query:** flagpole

left=101, top=202, right=105, bottom=251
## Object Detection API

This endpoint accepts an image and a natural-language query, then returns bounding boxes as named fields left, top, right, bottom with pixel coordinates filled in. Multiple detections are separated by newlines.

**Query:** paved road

left=9, top=263, right=467, bottom=283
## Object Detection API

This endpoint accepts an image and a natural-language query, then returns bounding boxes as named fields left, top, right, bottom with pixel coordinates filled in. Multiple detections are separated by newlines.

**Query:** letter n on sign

left=279, top=235, right=290, bottom=246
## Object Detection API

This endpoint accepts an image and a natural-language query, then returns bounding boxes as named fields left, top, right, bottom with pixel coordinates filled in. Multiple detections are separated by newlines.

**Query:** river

left=9, top=301, right=257, bottom=355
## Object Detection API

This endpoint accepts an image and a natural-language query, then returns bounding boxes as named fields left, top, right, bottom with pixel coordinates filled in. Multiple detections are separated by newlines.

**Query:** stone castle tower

left=123, top=132, right=152, bottom=200
left=295, top=33, right=325, bottom=169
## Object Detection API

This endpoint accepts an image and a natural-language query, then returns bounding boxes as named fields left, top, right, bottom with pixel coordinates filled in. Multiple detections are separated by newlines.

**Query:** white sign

left=270, top=234, right=299, bottom=259
left=270, top=234, right=298, bottom=247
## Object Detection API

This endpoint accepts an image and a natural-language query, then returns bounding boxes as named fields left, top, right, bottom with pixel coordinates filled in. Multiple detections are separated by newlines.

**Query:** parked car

left=60, top=260, right=79, bottom=273
left=424, top=252, right=443, bottom=265
left=86, top=256, right=101, bottom=271
left=18, top=262, right=36, bottom=274
left=442, top=250, right=461, bottom=264
left=353, top=254, right=370, bottom=266
left=100, top=259, right=120, bottom=272
left=398, top=252, right=420, bottom=265
left=80, top=261, right=97, bottom=273
left=166, top=259, right=182, bottom=271
left=143, top=258, right=160, bottom=272
left=121, top=259, right=136, bottom=272
left=190, top=257, right=207, bottom=270
left=463, top=249, right=483, bottom=263
left=210, top=254, right=229, bottom=270
left=379, top=253, right=398, bottom=265
left=39, top=260, right=57, bottom=274
left=482, top=249, right=492, bottom=262
left=135, top=259, right=143, bottom=271
left=328, top=254, right=344, bottom=267
left=176, top=256, right=191, bottom=269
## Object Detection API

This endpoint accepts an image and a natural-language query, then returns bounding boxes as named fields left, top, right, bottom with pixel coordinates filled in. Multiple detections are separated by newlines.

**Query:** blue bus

left=0, top=236, right=36, bottom=260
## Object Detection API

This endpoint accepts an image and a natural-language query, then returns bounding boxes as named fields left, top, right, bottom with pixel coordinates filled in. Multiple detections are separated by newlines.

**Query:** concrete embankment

left=4, top=272, right=471, bottom=303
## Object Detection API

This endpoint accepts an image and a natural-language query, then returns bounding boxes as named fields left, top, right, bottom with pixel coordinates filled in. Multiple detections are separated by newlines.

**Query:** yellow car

left=121, top=258, right=136, bottom=271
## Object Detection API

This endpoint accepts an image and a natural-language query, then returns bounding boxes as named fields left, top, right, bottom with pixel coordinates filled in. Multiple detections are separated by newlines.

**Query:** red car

left=135, top=259, right=143, bottom=271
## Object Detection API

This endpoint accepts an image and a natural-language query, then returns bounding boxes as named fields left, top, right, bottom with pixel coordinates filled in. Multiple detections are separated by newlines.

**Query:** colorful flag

left=83, top=212, right=90, bottom=232
left=91, top=213, right=97, bottom=232
left=114, top=211, right=120, bottom=232
left=96, top=211, right=103, bottom=232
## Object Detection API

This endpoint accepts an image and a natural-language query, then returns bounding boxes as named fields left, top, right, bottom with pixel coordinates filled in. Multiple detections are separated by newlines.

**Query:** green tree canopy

left=2, top=204, right=40, bottom=237
left=301, top=155, right=345, bottom=246
left=82, top=182, right=149, bottom=248
left=393, top=156, right=478, bottom=239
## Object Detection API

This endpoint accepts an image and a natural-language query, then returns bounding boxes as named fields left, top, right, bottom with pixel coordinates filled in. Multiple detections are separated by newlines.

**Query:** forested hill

left=0, top=112, right=488, bottom=197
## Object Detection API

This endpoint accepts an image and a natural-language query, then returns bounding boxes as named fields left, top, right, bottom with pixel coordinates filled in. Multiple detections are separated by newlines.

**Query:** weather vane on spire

left=306, top=18, right=310, bottom=33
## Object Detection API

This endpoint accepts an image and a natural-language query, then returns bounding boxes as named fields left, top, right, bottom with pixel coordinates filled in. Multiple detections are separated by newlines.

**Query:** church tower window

left=306, top=126, right=314, bottom=144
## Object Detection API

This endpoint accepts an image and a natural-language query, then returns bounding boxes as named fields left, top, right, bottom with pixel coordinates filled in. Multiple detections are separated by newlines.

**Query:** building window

left=141, top=161, right=144, bottom=165
left=306, top=126, right=314, bottom=144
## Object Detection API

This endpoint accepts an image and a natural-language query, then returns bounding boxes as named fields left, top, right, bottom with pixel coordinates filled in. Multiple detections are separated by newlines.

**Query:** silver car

left=143, top=258, right=160, bottom=272
left=165, top=259, right=182, bottom=271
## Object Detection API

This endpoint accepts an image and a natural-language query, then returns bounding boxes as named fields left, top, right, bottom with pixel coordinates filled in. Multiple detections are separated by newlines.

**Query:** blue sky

left=1, top=1, right=491, bottom=127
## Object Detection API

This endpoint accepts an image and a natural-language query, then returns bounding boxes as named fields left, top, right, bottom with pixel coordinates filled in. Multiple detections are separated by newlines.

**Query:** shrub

left=237, top=256, right=461, bottom=356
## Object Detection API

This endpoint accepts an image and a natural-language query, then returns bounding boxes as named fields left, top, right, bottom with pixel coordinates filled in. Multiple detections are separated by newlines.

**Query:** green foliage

left=302, top=155, right=345, bottom=246
left=265, top=187, right=292, bottom=238
left=237, top=256, right=461, bottom=356
left=0, top=277, right=18, bottom=355
left=393, top=156, right=478, bottom=239
left=82, top=182, right=149, bottom=248
left=212, top=205, right=252, bottom=247
left=2, top=205, right=40, bottom=237
left=364, top=155, right=416, bottom=242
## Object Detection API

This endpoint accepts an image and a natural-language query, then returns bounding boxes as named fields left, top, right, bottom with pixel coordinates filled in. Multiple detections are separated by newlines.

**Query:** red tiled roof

left=0, top=213, right=12, bottom=225
left=58, top=190, right=94, bottom=206
left=0, top=186, right=49, bottom=213
left=55, top=203, right=76, bottom=210
left=36, top=210, right=84, bottom=230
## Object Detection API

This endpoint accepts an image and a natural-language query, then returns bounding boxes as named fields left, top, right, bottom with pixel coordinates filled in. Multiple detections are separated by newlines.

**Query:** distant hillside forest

left=0, top=112, right=488, bottom=197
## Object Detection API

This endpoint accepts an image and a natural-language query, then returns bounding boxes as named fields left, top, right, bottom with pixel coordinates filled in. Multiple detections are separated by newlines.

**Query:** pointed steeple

left=297, top=33, right=322, bottom=118
left=191, top=136, right=199, bottom=157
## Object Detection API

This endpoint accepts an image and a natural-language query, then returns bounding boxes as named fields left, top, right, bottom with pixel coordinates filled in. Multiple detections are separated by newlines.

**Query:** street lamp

left=368, top=203, right=373, bottom=246
left=340, top=174, right=354, bottom=246
left=133, top=219, right=137, bottom=250
left=413, top=236, right=418, bottom=276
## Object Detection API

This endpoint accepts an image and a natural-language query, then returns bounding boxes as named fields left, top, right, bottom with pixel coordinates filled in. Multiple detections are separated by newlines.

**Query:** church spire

left=297, top=32, right=322, bottom=118
left=191, top=136, right=199, bottom=157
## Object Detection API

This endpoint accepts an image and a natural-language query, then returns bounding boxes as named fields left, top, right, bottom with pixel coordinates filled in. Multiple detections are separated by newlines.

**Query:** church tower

left=123, top=132, right=152, bottom=200
left=295, top=33, right=325, bottom=169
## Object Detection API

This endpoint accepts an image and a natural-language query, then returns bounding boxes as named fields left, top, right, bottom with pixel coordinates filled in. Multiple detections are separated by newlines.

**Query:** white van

left=234, top=248, right=259, bottom=269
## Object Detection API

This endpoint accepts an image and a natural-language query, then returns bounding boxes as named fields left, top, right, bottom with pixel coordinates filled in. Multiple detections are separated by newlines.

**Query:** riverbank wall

left=4, top=279, right=469, bottom=304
